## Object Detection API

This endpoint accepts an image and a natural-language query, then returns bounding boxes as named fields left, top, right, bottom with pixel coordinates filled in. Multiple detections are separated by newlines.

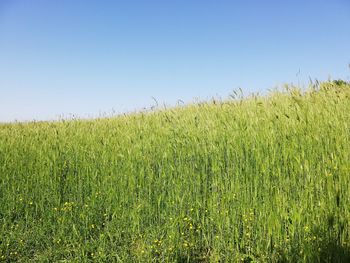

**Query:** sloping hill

left=0, top=81, right=349, bottom=262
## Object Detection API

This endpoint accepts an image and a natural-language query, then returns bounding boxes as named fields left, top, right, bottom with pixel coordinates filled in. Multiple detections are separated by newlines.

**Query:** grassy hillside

left=1, top=81, right=350, bottom=262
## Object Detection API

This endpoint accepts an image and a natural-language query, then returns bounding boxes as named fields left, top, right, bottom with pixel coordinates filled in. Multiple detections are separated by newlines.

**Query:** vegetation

left=1, top=80, right=350, bottom=262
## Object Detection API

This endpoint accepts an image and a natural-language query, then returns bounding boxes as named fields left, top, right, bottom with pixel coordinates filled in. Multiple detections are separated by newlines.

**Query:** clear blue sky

left=1, top=0, right=349, bottom=122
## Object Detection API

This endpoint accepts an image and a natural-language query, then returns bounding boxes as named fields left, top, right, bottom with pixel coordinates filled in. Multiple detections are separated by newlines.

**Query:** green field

left=1, top=81, right=350, bottom=262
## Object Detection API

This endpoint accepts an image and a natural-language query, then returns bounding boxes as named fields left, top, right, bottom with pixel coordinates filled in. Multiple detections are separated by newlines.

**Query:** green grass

left=1, top=80, right=350, bottom=262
